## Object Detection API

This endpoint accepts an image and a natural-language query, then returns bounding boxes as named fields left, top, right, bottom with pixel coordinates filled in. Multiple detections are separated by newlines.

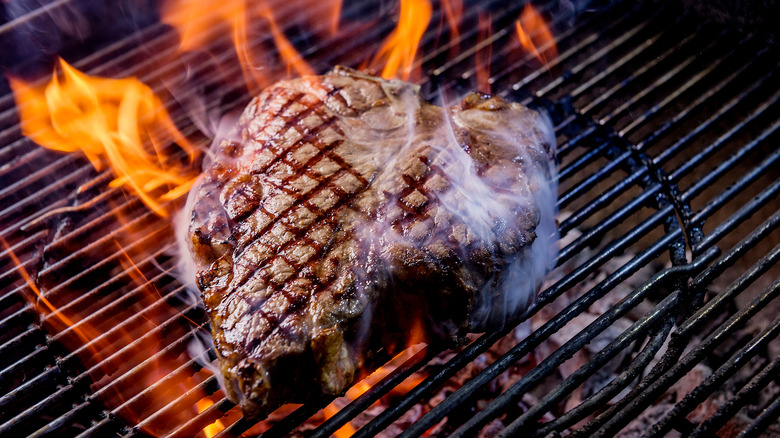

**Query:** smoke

left=173, top=73, right=558, bottom=406
left=439, top=97, right=558, bottom=330
left=339, top=79, right=558, bottom=336
left=171, top=109, right=245, bottom=397
left=1, top=0, right=159, bottom=79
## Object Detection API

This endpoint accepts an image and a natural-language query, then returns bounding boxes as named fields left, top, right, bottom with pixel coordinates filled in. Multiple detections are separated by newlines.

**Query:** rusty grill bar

left=1, top=0, right=779, bottom=436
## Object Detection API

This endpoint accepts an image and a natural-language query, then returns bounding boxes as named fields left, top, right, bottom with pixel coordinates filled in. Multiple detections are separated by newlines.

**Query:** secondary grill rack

left=1, top=0, right=778, bottom=436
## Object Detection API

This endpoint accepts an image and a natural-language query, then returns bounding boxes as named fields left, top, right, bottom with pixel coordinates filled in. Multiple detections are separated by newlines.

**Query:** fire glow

left=5, top=1, right=559, bottom=436
left=515, top=3, right=558, bottom=69
left=370, top=0, right=433, bottom=80
left=8, top=58, right=199, bottom=217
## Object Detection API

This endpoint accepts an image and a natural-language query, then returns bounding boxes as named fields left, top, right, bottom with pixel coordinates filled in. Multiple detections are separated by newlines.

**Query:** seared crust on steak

left=188, top=67, right=556, bottom=419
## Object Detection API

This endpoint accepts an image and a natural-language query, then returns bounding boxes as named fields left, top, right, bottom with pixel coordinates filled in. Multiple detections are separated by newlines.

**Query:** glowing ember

left=196, top=398, right=227, bottom=437
left=320, top=345, right=426, bottom=436
left=370, top=0, right=432, bottom=80
left=515, top=3, right=557, bottom=69
left=8, top=58, right=199, bottom=217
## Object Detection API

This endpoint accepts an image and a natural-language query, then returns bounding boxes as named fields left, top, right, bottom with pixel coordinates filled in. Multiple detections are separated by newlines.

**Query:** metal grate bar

left=0, top=1, right=777, bottom=436
left=502, top=293, right=677, bottom=436
left=680, top=118, right=780, bottom=205
left=0, top=228, right=173, bottom=371
left=395, top=221, right=686, bottom=436
left=557, top=147, right=630, bottom=207
left=587, top=250, right=780, bottom=437
left=384, top=89, right=780, bottom=435
left=0, top=0, right=310, bottom=117
left=527, top=12, right=663, bottom=99
left=360, top=155, right=676, bottom=435
left=552, top=46, right=763, bottom=234
left=556, top=178, right=662, bottom=265
left=429, top=0, right=583, bottom=91
left=692, top=175, right=780, bottom=257
left=578, top=30, right=702, bottom=117
left=420, top=251, right=717, bottom=438
left=44, top=245, right=173, bottom=324
left=569, top=168, right=780, bottom=436
left=3, top=0, right=453, bottom=260
left=428, top=0, right=554, bottom=77
left=691, top=354, right=780, bottom=436
left=352, top=125, right=657, bottom=436
left=76, top=351, right=212, bottom=437
left=641, top=61, right=776, bottom=154
left=534, top=315, right=673, bottom=437
left=738, top=389, right=780, bottom=437
left=129, top=372, right=223, bottom=437
left=682, top=212, right=780, bottom=338
left=671, top=93, right=780, bottom=185
left=447, top=248, right=716, bottom=437
left=648, top=313, right=780, bottom=436
left=309, top=348, right=432, bottom=438
left=0, top=0, right=379, bottom=216
left=0, top=229, right=46, bottom=282
left=599, top=33, right=734, bottom=127
left=558, top=158, right=644, bottom=234
left=0, top=287, right=198, bottom=435
left=616, top=37, right=749, bottom=138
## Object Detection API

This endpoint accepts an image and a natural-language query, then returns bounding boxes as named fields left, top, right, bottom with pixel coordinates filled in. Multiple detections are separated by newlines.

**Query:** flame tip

left=515, top=3, right=557, bottom=70
left=10, top=58, right=198, bottom=217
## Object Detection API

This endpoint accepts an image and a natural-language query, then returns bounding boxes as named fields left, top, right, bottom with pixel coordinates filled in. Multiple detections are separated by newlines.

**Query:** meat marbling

left=187, top=67, right=557, bottom=419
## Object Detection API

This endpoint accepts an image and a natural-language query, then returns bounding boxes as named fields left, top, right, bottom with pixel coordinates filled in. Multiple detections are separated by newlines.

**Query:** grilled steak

left=187, top=67, right=557, bottom=419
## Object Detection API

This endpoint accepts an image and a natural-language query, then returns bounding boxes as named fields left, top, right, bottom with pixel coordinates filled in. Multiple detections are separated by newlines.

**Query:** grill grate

left=1, top=0, right=779, bottom=436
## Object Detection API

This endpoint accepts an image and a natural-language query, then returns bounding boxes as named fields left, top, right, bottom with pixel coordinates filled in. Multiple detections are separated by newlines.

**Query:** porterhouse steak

left=187, top=67, right=557, bottom=419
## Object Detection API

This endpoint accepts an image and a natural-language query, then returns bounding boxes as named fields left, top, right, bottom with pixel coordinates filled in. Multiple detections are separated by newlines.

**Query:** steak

left=186, top=67, right=557, bottom=419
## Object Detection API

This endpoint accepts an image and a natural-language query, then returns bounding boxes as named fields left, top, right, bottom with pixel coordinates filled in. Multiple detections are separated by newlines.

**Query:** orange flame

left=2, top=229, right=221, bottom=436
left=233, top=1, right=271, bottom=93
left=259, top=5, right=316, bottom=79
left=515, top=3, right=557, bottom=69
left=329, top=0, right=343, bottom=35
left=319, top=345, right=427, bottom=436
left=162, top=0, right=245, bottom=53
left=441, top=0, right=463, bottom=46
left=196, top=398, right=226, bottom=438
left=163, top=0, right=320, bottom=93
left=8, top=58, right=199, bottom=217
left=370, top=0, right=432, bottom=80
left=0, top=237, right=92, bottom=345
left=475, top=12, right=493, bottom=94
left=163, top=0, right=269, bottom=92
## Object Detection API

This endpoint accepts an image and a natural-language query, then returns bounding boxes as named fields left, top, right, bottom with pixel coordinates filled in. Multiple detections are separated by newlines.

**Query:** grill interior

left=1, top=0, right=779, bottom=436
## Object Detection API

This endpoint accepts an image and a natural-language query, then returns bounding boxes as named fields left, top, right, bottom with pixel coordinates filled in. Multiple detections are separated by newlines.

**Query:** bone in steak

left=187, top=67, right=557, bottom=419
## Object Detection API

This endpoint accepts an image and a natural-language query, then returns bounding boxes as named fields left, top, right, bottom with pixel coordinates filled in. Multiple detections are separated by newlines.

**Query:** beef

left=187, top=67, right=557, bottom=420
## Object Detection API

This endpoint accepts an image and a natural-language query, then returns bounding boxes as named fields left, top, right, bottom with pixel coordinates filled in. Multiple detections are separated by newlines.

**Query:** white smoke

left=170, top=108, right=245, bottom=397
left=341, top=81, right=558, bottom=333
left=173, top=75, right=558, bottom=384
left=457, top=104, right=558, bottom=329
left=439, top=97, right=558, bottom=330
